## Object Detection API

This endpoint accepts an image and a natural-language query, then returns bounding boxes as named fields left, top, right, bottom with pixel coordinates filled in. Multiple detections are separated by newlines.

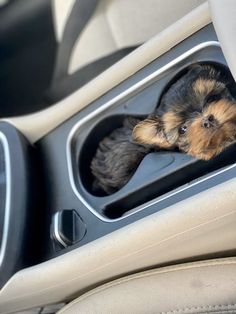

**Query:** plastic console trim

left=0, top=132, right=11, bottom=266
left=67, top=41, right=222, bottom=222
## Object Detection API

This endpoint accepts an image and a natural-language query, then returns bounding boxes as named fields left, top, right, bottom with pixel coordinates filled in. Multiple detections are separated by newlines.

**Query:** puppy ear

left=132, top=116, right=173, bottom=149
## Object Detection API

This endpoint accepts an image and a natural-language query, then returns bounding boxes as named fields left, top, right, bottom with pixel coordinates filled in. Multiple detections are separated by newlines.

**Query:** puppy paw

left=132, top=116, right=173, bottom=149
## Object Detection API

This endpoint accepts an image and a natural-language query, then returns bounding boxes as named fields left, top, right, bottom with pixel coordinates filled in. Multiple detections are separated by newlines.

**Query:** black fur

left=157, top=64, right=233, bottom=117
left=91, top=118, right=150, bottom=194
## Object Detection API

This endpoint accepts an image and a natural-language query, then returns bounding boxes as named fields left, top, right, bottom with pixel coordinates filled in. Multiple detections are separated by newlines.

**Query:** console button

left=52, top=209, right=86, bottom=248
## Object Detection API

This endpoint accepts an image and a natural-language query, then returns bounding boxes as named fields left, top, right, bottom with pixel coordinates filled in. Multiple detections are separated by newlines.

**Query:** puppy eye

left=205, top=94, right=221, bottom=104
left=179, top=125, right=187, bottom=135
left=208, top=114, right=214, bottom=122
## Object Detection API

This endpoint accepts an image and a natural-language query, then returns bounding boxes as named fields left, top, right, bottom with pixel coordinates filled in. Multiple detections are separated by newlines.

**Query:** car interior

left=0, top=0, right=236, bottom=313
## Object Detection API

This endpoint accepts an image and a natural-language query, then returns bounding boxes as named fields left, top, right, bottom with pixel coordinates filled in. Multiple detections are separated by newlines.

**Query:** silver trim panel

left=52, top=212, right=68, bottom=248
left=0, top=132, right=11, bottom=266
left=67, top=41, right=224, bottom=222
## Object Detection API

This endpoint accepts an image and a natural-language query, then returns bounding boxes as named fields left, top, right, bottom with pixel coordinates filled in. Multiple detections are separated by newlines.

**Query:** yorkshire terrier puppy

left=91, top=64, right=236, bottom=194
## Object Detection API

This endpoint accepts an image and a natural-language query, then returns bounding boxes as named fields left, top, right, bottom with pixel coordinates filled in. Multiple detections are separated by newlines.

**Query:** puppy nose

left=202, top=114, right=215, bottom=128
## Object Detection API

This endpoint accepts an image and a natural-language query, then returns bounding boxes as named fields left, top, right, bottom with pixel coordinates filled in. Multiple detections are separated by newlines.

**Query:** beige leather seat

left=52, top=0, right=206, bottom=74
left=58, top=258, right=236, bottom=314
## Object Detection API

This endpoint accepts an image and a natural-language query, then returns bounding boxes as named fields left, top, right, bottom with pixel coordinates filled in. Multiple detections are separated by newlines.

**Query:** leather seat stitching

left=58, top=258, right=236, bottom=313
left=160, top=303, right=236, bottom=313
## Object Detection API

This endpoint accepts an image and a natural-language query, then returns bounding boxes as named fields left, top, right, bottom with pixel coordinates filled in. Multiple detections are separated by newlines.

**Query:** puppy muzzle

left=201, top=114, right=218, bottom=129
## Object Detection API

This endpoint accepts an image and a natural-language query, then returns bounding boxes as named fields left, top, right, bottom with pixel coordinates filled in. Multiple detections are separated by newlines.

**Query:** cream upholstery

left=58, top=258, right=236, bottom=314
left=52, top=0, right=76, bottom=42
left=1, top=177, right=236, bottom=313
left=68, top=0, right=206, bottom=73
left=209, top=0, right=236, bottom=83
left=52, top=0, right=206, bottom=73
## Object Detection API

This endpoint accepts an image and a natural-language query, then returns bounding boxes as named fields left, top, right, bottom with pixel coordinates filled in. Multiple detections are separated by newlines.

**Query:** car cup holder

left=67, top=41, right=236, bottom=221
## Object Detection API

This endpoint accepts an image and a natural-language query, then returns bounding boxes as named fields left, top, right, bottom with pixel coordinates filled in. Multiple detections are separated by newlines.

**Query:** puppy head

left=133, top=65, right=236, bottom=160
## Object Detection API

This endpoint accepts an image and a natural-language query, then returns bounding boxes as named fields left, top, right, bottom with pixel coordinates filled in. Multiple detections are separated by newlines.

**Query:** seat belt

left=47, top=0, right=138, bottom=103
left=52, top=0, right=98, bottom=83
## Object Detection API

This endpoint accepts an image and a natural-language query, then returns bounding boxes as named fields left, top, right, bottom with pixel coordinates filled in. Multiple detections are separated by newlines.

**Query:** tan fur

left=204, top=99, right=236, bottom=124
left=186, top=99, right=236, bottom=160
left=133, top=117, right=172, bottom=149
left=133, top=99, right=236, bottom=160
left=193, top=79, right=224, bottom=96
left=163, top=111, right=183, bottom=130
left=162, top=111, right=184, bottom=143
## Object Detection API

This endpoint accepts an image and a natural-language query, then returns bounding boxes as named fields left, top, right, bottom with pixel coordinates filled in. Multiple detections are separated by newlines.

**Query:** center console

left=1, top=24, right=236, bottom=289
